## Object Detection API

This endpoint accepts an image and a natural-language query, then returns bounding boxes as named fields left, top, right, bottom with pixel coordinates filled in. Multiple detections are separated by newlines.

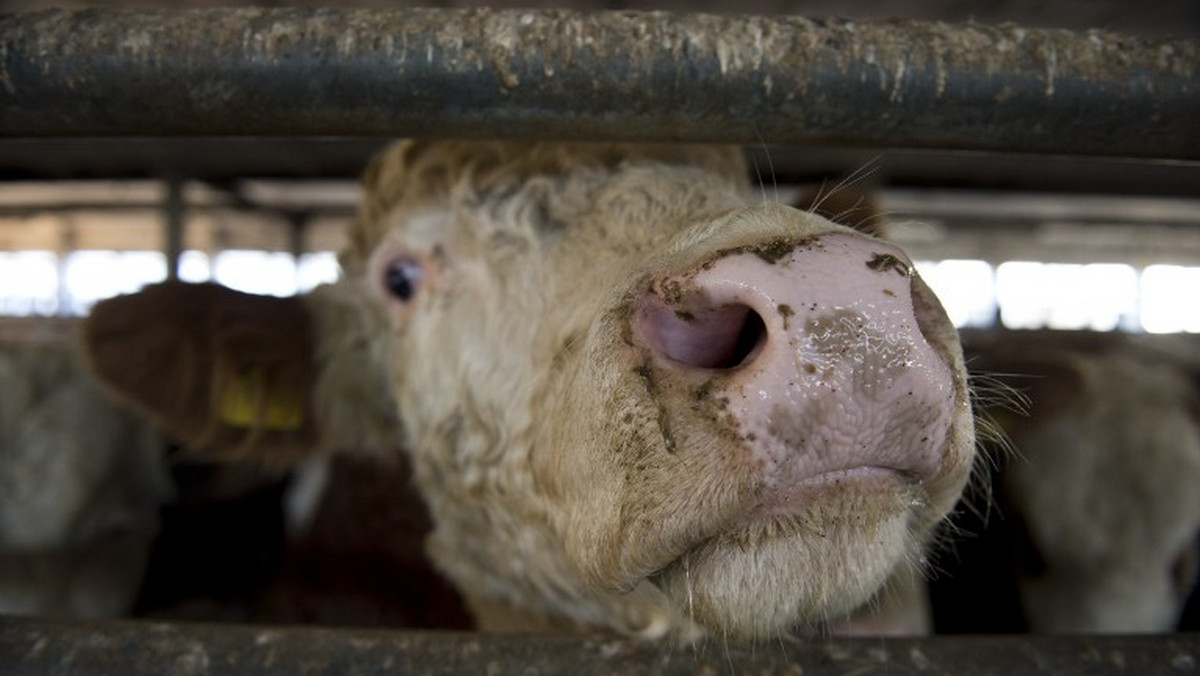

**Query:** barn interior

left=1, top=0, right=1198, bottom=673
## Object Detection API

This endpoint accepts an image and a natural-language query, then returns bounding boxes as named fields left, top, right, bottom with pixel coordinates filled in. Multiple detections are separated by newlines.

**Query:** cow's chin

left=650, top=485, right=920, bottom=642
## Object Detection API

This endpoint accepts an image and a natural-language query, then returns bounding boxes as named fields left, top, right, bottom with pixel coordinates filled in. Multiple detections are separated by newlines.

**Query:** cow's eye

left=383, top=256, right=425, bottom=302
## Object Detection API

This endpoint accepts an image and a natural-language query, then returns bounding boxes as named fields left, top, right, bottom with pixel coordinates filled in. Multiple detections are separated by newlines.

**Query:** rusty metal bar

left=3, top=615, right=1199, bottom=675
left=0, top=9, right=1196, bottom=159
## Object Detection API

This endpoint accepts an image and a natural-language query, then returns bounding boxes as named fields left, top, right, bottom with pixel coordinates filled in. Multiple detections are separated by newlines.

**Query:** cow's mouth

left=644, top=467, right=923, bottom=640
left=695, top=462, right=920, bottom=558
left=644, top=461, right=921, bottom=587
left=738, top=465, right=913, bottom=527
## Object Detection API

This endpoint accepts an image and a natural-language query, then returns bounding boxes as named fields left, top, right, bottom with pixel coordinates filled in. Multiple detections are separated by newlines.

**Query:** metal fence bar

left=0, top=8, right=1196, bottom=159
left=3, top=615, right=1199, bottom=676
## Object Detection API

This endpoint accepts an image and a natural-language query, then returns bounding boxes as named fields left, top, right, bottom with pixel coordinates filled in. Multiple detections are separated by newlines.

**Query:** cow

left=968, top=332, right=1200, bottom=633
left=0, top=339, right=171, bottom=619
left=82, top=141, right=976, bottom=641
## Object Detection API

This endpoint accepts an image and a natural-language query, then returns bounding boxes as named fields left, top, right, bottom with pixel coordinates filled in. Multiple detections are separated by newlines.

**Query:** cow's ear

left=82, top=282, right=318, bottom=464
left=794, top=185, right=885, bottom=237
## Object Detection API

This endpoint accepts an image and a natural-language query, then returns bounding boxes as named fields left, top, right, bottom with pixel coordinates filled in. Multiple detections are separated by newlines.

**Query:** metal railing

left=1, top=8, right=1196, bottom=158
left=4, top=615, right=1199, bottom=676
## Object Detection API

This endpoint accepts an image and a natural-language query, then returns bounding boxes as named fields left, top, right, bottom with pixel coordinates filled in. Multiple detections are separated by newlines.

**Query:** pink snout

left=632, top=233, right=956, bottom=512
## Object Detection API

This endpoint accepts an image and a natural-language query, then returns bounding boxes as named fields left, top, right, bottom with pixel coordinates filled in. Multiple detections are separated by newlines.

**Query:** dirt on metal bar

left=0, top=8, right=1195, bottom=158
left=3, top=615, right=1199, bottom=676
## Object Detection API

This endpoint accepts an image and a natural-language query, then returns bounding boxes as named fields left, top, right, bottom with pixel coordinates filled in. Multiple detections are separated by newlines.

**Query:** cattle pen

left=1, top=5, right=1198, bottom=676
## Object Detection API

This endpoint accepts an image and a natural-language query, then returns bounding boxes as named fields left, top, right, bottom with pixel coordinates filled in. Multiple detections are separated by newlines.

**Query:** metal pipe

left=3, top=615, right=1199, bottom=676
left=0, top=9, right=1196, bottom=159
left=163, top=177, right=184, bottom=281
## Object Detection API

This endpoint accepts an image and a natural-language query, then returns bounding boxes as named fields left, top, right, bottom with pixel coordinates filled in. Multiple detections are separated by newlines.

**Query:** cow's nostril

left=725, top=309, right=766, bottom=369
left=635, top=295, right=767, bottom=371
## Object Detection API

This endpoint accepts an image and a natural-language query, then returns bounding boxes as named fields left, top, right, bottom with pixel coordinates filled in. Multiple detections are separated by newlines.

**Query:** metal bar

left=0, top=9, right=1196, bottom=159
left=163, top=177, right=184, bottom=281
left=2, top=616, right=1198, bottom=676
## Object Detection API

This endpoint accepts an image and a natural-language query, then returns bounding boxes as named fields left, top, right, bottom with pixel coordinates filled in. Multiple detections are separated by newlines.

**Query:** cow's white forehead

left=390, top=209, right=452, bottom=251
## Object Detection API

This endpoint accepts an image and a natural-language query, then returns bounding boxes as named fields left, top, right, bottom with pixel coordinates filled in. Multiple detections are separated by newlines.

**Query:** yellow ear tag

left=220, top=371, right=304, bottom=431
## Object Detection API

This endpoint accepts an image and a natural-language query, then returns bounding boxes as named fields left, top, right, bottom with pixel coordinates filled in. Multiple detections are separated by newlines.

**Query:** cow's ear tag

left=220, top=369, right=305, bottom=430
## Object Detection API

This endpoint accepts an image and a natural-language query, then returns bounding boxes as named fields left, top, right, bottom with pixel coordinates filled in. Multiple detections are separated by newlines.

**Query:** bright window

left=61, top=251, right=167, bottom=315
left=178, top=250, right=212, bottom=284
left=915, top=260, right=996, bottom=328
left=297, top=252, right=341, bottom=292
left=212, top=250, right=300, bottom=297
left=1142, top=265, right=1200, bottom=334
left=995, top=262, right=1139, bottom=331
left=0, top=251, right=59, bottom=316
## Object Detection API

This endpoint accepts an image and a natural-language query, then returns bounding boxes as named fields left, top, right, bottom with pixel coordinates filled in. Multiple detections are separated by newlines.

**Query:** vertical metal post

left=164, top=177, right=184, bottom=281
left=56, top=216, right=76, bottom=315
left=287, top=211, right=309, bottom=294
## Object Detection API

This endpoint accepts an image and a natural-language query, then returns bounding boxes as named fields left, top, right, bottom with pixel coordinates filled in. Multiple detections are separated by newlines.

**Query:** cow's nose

left=631, top=233, right=943, bottom=379
left=631, top=231, right=957, bottom=479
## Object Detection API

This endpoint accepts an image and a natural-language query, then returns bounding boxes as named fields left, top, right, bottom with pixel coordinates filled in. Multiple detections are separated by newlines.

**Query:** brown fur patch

left=82, top=282, right=318, bottom=464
